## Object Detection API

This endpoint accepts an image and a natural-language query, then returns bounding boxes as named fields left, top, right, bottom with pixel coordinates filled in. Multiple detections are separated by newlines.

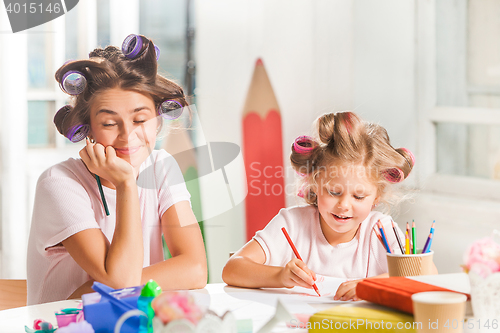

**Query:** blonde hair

left=290, top=111, right=414, bottom=212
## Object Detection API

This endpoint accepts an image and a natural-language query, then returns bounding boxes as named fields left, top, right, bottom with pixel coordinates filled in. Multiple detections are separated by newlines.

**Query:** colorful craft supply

left=138, top=280, right=162, bottom=333
left=151, top=291, right=204, bottom=325
left=55, top=306, right=84, bottom=328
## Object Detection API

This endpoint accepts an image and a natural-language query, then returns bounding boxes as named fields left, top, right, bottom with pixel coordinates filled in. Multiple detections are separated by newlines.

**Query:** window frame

left=416, top=0, right=500, bottom=201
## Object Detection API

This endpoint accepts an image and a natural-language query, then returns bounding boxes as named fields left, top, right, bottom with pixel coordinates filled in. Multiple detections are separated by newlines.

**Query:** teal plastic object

left=138, top=280, right=162, bottom=333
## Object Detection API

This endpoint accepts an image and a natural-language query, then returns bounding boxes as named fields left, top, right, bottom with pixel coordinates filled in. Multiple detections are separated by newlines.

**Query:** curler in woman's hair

left=54, top=105, right=72, bottom=129
left=293, top=136, right=316, bottom=155
left=382, top=167, right=404, bottom=183
left=66, top=124, right=90, bottom=143
left=122, top=34, right=160, bottom=61
left=60, top=70, right=87, bottom=95
left=399, top=147, right=415, bottom=167
left=158, top=100, right=183, bottom=120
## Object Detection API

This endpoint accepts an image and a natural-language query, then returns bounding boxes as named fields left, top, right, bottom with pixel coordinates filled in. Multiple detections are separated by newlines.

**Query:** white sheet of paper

left=289, top=274, right=347, bottom=298
left=223, top=275, right=349, bottom=316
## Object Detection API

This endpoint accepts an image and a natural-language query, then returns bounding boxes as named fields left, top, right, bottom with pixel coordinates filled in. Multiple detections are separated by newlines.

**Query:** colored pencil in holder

left=411, top=220, right=417, bottom=254
left=377, top=220, right=391, bottom=254
left=391, top=219, right=405, bottom=254
left=422, top=220, right=436, bottom=253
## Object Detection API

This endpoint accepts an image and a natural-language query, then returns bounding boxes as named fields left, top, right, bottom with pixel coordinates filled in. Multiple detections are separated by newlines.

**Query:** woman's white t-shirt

left=253, top=205, right=404, bottom=279
left=27, top=149, right=191, bottom=304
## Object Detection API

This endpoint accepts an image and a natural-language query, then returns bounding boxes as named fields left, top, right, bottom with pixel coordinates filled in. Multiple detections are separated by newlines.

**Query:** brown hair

left=54, top=35, right=187, bottom=140
left=290, top=111, right=414, bottom=209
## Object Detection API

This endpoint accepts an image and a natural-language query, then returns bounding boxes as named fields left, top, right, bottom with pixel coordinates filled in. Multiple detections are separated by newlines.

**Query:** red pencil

left=281, top=227, right=321, bottom=296
left=373, top=226, right=384, bottom=246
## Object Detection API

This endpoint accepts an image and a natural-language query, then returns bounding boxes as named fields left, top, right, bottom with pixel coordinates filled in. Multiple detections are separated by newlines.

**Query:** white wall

left=0, top=5, right=28, bottom=279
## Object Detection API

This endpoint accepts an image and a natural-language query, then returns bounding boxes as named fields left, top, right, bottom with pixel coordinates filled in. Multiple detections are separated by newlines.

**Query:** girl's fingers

left=334, top=282, right=349, bottom=300
left=294, top=260, right=315, bottom=284
left=290, top=265, right=315, bottom=286
left=290, top=273, right=314, bottom=289
left=341, top=287, right=357, bottom=301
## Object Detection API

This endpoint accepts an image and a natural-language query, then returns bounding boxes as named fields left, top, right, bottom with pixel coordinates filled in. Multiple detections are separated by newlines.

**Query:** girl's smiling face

left=89, top=88, right=158, bottom=173
left=316, top=164, right=379, bottom=246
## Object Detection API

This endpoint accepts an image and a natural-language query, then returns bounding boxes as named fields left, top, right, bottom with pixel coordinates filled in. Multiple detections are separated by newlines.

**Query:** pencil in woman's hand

left=281, top=227, right=321, bottom=296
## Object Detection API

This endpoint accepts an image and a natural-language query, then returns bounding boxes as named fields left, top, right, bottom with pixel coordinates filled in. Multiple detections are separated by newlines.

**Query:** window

left=419, top=0, right=500, bottom=200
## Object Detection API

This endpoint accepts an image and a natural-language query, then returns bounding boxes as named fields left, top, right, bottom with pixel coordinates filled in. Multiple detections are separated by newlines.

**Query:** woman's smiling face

left=89, top=88, right=158, bottom=173
left=316, top=163, right=379, bottom=245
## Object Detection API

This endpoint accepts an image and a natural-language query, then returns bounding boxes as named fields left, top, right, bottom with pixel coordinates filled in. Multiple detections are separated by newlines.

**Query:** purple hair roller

left=122, top=34, right=160, bottom=61
left=54, top=105, right=72, bottom=125
left=67, top=124, right=90, bottom=143
left=61, top=70, right=87, bottom=95
left=383, top=167, right=404, bottom=183
left=154, top=45, right=160, bottom=61
left=293, top=136, right=315, bottom=154
left=158, top=100, right=183, bottom=120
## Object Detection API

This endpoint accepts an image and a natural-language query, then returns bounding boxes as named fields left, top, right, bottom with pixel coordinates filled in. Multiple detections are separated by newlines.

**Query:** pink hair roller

left=399, top=147, right=415, bottom=166
left=293, top=136, right=315, bottom=154
left=383, top=167, right=404, bottom=183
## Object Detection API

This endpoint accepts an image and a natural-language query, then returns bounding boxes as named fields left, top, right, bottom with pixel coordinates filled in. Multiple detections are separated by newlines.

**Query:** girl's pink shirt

left=27, top=149, right=191, bottom=304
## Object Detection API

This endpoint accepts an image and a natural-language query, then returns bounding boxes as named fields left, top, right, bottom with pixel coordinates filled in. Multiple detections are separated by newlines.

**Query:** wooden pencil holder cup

left=386, top=250, right=434, bottom=277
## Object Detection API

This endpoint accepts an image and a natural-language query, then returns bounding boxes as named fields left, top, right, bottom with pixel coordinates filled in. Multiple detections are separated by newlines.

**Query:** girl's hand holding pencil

left=279, top=258, right=318, bottom=290
left=281, top=227, right=321, bottom=295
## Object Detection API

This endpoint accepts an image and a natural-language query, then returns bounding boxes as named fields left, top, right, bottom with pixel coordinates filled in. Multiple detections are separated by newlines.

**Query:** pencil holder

left=386, top=250, right=434, bottom=277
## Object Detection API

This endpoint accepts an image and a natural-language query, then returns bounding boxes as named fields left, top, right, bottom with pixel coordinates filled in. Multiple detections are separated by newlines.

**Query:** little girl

left=223, top=111, right=422, bottom=300
left=27, top=35, right=207, bottom=304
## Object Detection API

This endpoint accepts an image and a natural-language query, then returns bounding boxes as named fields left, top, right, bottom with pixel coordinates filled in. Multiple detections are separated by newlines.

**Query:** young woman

left=27, top=35, right=207, bottom=304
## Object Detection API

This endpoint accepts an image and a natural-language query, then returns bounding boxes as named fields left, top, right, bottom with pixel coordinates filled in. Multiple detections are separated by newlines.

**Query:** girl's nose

left=337, top=196, right=350, bottom=210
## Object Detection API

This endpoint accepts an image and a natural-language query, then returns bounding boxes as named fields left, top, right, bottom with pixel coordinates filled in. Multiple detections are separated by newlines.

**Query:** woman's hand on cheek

left=334, top=279, right=363, bottom=301
left=79, top=138, right=136, bottom=187
left=279, top=258, right=317, bottom=289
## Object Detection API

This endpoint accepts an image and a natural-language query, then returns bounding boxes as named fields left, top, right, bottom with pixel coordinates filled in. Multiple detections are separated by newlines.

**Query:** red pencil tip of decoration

left=255, top=58, right=264, bottom=66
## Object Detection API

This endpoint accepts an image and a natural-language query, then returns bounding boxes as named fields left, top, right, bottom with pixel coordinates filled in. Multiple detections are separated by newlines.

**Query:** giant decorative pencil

left=243, top=58, right=285, bottom=241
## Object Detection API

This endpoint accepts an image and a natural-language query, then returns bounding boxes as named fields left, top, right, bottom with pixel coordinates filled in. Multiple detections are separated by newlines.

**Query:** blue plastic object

left=82, top=283, right=142, bottom=333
